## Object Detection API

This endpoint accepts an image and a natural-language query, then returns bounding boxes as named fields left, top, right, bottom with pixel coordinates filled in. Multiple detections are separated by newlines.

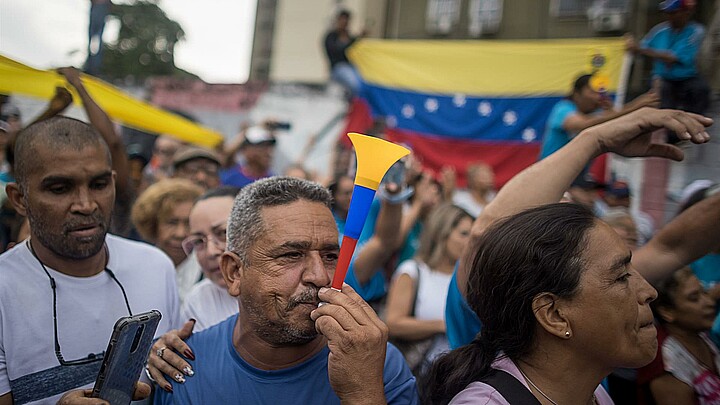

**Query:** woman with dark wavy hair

left=423, top=203, right=658, bottom=405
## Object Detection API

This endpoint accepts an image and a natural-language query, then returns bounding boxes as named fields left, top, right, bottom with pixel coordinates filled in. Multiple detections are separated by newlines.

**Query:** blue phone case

left=91, top=310, right=162, bottom=405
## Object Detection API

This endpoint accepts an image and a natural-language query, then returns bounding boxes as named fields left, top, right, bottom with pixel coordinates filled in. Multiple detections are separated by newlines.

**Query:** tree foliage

left=101, top=0, right=197, bottom=81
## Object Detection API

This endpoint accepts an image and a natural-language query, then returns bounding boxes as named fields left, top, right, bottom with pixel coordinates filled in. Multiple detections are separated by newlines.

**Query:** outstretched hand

left=592, top=108, right=712, bottom=161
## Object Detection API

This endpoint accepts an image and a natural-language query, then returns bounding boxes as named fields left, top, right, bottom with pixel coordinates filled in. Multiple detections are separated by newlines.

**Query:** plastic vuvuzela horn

left=331, top=133, right=410, bottom=291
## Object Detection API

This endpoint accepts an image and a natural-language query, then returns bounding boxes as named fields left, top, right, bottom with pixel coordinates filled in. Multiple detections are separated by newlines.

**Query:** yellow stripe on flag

left=348, top=38, right=625, bottom=96
left=0, top=54, right=223, bottom=148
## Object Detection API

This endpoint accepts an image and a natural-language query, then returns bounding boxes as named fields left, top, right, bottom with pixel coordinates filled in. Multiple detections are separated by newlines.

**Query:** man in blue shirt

left=539, top=74, right=658, bottom=160
left=152, top=177, right=417, bottom=404
left=626, top=0, right=710, bottom=116
left=220, top=126, right=277, bottom=188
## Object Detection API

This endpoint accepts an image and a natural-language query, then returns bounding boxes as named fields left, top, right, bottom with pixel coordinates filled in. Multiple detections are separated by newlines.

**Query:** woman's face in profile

left=562, top=221, right=659, bottom=369
left=661, top=275, right=716, bottom=332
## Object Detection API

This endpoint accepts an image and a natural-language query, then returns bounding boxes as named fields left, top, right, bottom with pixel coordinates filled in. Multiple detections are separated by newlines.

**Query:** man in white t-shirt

left=0, top=116, right=180, bottom=405
left=180, top=186, right=241, bottom=332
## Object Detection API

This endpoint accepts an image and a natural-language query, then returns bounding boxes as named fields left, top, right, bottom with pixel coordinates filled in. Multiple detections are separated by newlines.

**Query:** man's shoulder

left=686, top=22, right=706, bottom=41
left=106, top=234, right=174, bottom=267
left=553, top=99, right=576, bottom=113
left=186, top=314, right=235, bottom=348
left=0, top=241, right=34, bottom=280
left=648, top=21, right=671, bottom=37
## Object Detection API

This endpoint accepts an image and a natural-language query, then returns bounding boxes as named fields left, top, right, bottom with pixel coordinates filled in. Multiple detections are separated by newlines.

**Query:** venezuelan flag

left=347, top=38, right=626, bottom=186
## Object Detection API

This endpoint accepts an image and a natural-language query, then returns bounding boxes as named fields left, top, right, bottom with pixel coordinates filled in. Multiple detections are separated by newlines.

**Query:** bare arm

left=397, top=174, right=440, bottom=248
left=634, top=192, right=720, bottom=284
left=385, top=273, right=445, bottom=340
left=459, top=108, right=712, bottom=295
left=626, top=35, right=679, bottom=66
left=0, top=393, right=12, bottom=405
left=26, top=87, right=73, bottom=127
left=563, top=91, right=659, bottom=134
left=58, top=67, right=133, bottom=203
left=351, top=198, right=402, bottom=285
left=649, top=374, right=695, bottom=405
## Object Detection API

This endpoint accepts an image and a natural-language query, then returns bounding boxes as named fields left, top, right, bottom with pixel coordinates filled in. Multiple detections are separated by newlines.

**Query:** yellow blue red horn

left=331, top=133, right=410, bottom=290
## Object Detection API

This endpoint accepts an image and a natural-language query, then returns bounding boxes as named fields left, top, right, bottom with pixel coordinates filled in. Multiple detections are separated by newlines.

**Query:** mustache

left=63, top=214, right=108, bottom=234
left=286, top=288, right=320, bottom=310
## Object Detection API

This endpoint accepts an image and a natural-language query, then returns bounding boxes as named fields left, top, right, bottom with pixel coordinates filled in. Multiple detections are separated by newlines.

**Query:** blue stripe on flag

left=362, top=83, right=566, bottom=143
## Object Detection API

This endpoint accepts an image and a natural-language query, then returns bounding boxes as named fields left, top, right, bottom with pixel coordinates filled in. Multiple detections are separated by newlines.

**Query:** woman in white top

left=180, top=187, right=241, bottom=332
left=385, top=203, right=473, bottom=369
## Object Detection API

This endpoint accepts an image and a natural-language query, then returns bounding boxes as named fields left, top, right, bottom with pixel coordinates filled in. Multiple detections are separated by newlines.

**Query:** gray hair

left=227, top=176, right=333, bottom=264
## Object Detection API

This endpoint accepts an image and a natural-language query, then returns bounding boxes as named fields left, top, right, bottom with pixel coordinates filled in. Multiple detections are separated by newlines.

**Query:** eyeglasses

left=182, top=224, right=227, bottom=255
left=177, top=163, right=219, bottom=177
left=28, top=241, right=132, bottom=366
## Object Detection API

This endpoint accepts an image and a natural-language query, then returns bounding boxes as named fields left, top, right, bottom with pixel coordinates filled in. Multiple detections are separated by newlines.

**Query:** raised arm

left=25, top=87, right=73, bottom=127
left=351, top=195, right=403, bottom=285
left=58, top=67, right=133, bottom=202
left=634, top=190, right=720, bottom=284
left=459, top=108, right=712, bottom=295
left=563, top=91, right=659, bottom=134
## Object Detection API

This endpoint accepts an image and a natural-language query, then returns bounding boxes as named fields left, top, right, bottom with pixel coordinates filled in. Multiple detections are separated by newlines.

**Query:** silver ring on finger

left=156, top=346, right=167, bottom=359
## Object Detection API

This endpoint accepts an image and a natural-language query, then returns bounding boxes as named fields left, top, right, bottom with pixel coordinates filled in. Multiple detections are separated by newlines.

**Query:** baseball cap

left=242, top=126, right=276, bottom=147
left=659, top=0, right=694, bottom=12
left=606, top=181, right=631, bottom=199
left=173, top=147, right=221, bottom=169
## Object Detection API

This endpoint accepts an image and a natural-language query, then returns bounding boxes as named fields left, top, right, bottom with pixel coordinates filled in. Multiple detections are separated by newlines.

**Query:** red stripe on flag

left=339, top=98, right=374, bottom=149
left=385, top=128, right=540, bottom=188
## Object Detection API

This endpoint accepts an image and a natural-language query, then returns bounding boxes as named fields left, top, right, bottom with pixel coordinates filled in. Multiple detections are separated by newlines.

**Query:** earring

left=565, top=331, right=571, bottom=338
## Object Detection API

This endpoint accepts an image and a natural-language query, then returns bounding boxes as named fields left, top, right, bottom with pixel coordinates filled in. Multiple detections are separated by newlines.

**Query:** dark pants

left=660, top=76, right=711, bottom=114
left=660, top=76, right=711, bottom=143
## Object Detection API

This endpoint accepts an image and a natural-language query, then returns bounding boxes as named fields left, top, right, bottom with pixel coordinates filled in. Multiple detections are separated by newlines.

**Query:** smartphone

left=91, top=310, right=162, bottom=405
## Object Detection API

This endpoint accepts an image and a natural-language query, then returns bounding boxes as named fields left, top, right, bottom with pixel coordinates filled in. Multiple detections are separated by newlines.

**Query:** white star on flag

left=478, top=101, right=492, bottom=117
left=401, top=104, right=415, bottom=119
left=503, top=110, right=518, bottom=126
left=386, top=115, right=398, bottom=128
left=522, top=128, right=537, bottom=142
left=425, top=98, right=439, bottom=113
left=453, top=94, right=466, bottom=107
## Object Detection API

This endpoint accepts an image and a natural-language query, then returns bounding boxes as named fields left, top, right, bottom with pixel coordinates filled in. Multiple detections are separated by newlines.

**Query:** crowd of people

left=0, top=0, right=718, bottom=404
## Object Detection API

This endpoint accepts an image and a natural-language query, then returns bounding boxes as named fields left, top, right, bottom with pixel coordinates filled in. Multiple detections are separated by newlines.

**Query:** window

left=468, top=0, right=503, bottom=36
left=426, top=0, right=462, bottom=34
left=551, top=0, right=630, bottom=18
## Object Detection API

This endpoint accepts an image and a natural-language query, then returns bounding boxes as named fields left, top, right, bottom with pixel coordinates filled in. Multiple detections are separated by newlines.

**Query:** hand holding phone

left=91, top=310, right=162, bottom=405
